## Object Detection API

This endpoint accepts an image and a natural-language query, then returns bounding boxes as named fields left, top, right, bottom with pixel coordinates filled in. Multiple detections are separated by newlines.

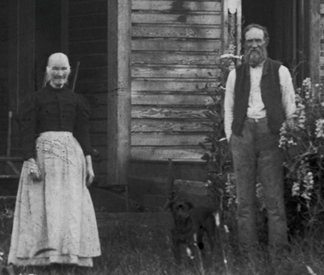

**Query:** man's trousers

left=231, top=117, right=288, bottom=252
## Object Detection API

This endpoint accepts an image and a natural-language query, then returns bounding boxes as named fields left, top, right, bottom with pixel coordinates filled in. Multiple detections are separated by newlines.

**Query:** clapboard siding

left=132, top=133, right=208, bottom=146
left=132, top=79, right=219, bottom=92
left=132, top=25, right=221, bottom=39
left=132, top=106, right=206, bottom=119
left=132, top=1, right=221, bottom=12
left=68, top=0, right=108, bottom=181
left=132, top=66, right=221, bottom=79
left=132, top=40, right=221, bottom=52
left=132, top=94, right=211, bottom=106
left=132, top=147, right=205, bottom=161
left=131, top=120, right=211, bottom=133
left=132, top=13, right=222, bottom=25
left=132, top=52, right=220, bottom=65
left=131, top=0, right=222, bottom=161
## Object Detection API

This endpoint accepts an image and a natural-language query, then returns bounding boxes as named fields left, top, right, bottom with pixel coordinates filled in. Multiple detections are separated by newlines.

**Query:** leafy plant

left=279, top=78, right=324, bottom=236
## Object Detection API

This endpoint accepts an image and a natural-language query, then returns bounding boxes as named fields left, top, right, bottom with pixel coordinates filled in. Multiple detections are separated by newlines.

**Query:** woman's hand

left=85, top=155, right=95, bottom=186
left=26, top=158, right=42, bottom=181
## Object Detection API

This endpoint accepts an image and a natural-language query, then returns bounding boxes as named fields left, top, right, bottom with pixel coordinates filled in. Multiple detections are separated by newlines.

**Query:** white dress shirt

left=224, top=63, right=296, bottom=141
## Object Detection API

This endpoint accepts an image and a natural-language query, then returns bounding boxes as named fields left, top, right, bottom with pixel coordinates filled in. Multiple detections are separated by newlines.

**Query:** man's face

left=244, top=27, right=268, bottom=67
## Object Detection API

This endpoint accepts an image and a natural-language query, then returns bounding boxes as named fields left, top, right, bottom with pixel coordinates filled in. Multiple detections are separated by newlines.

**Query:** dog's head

left=167, top=200, right=194, bottom=221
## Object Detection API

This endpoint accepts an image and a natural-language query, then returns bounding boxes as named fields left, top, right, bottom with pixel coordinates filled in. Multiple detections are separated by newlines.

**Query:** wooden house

left=0, top=0, right=323, bottom=210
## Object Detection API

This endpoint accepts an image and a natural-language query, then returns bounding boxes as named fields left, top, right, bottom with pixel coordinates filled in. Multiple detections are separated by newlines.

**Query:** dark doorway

left=242, top=0, right=309, bottom=86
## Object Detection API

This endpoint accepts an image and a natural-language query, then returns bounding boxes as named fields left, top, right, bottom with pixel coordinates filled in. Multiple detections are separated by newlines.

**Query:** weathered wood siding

left=68, top=0, right=107, bottom=182
left=131, top=0, right=222, bottom=161
left=320, top=1, right=324, bottom=82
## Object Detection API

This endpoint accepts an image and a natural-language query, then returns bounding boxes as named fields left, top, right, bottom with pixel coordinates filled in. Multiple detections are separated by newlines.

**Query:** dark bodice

left=20, top=84, right=92, bottom=160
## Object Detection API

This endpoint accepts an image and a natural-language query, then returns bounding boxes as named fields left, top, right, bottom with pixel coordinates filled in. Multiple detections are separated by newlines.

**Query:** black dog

left=167, top=199, right=217, bottom=263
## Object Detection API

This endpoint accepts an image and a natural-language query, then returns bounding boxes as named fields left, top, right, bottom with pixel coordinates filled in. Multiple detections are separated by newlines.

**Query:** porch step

left=0, top=175, right=19, bottom=179
left=0, top=196, right=16, bottom=200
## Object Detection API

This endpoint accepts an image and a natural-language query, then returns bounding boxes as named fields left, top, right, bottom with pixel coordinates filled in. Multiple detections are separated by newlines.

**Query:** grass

left=1, top=202, right=324, bottom=275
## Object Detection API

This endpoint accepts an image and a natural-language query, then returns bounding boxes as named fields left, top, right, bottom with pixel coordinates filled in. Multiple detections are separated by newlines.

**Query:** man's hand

left=286, top=117, right=296, bottom=130
left=85, top=155, right=95, bottom=186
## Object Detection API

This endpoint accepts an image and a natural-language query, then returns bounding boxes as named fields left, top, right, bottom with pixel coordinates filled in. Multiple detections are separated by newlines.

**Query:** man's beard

left=244, top=46, right=267, bottom=67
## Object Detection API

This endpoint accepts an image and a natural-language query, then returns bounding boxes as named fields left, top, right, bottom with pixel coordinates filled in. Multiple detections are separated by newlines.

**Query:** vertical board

left=8, top=0, right=35, bottom=155
left=131, top=0, right=223, bottom=161
left=0, top=0, right=9, bottom=155
left=107, top=0, right=132, bottom=186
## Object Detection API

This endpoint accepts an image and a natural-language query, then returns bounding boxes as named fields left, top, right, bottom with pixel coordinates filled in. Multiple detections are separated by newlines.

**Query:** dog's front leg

left=171, top=231, right=182, bottom=264
left=173, top=243, right=182, bottom=264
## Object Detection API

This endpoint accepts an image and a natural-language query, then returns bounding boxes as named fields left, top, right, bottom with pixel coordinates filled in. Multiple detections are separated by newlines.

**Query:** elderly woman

left=8, top=53, right=101, bottom=268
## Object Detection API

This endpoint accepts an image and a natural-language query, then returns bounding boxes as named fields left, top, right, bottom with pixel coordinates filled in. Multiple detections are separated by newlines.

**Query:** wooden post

left=309, top=0, right=320, bottom=90
left=107, top=0, right=131, bottom=186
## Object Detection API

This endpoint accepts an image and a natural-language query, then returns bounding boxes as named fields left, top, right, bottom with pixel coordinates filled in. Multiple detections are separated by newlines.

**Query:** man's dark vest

left=232, top=58, right=285, bottom=135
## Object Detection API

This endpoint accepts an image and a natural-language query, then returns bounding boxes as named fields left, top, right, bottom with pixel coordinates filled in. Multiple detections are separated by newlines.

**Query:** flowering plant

left=279, top=78, right=324, bottom=233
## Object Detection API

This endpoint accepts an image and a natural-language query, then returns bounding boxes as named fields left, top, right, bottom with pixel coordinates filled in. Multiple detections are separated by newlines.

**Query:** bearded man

left=224, top=24, right=296, bottom=258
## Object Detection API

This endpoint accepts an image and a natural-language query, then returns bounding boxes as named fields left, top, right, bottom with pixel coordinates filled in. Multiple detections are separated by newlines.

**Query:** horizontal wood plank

left=69, top=41, right=107, bottom=54
left=132, top=1, right=221, bottom=12
left=131, top=94, right=211, bottom=106
left=132, top=79, right=220, bottom=92
left=131, top=52, right=220, bottom=65
left=132, top=106, right=206, bottom=119
left=69, top=14, right=107, bottom=29
left=69, top=54, right=107, bottom=68
left=132, top=39, right=221, bottom=52
left=132, top=133, right=208, bottom=146
left=131, top=146, right=205, bottom=161
left=132, top=25, right=221, bottom=39
left=83, top=94, right=107, bottom=108
left=131, top=120, right=211, bottom=133
left=77, top=67, right=107, bottom=80
left=132, top=13, right=221, bottom=25
left=132, top=66, right=221, bottom=78
left=69, top=0, right=105, bottom=2
left=90, top=120, right=107, bottom=133
left=91, top=134, right=108, bottom=146
left=70, top=1, right=107, bottom=15
left=75, top=81, right=107, bottom=94
left=90, top=106, right=108, bottom=119
left=69, top=28, right=107, bottom=42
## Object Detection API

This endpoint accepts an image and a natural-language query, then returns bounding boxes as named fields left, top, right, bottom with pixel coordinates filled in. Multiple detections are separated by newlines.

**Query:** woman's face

left=46, top=53, right=71, bottom=88
left=48, top=65, right=69, bottom=88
